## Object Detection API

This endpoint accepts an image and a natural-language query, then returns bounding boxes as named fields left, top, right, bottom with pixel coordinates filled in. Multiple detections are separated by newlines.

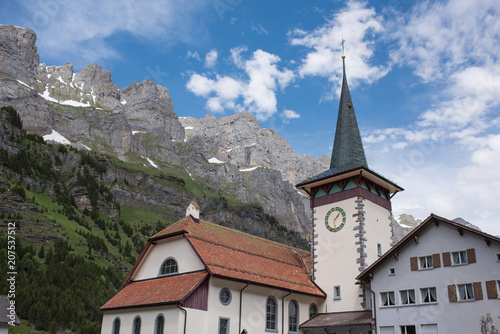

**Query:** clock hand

left=333, top=212, right=340, bottom=228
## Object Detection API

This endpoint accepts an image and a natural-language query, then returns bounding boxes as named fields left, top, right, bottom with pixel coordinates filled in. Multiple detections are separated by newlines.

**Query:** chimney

left=186, top=201, right=200, bottom=219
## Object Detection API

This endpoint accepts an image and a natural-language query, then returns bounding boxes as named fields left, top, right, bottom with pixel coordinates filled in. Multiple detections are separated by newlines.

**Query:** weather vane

left=340, top=38, right=346, bottom=56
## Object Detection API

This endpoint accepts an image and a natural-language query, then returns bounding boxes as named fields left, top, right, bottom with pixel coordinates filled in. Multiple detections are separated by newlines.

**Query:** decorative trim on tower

left=311, top=209, right=318, bottom=281
left=353, top=197, right=367, bottom=271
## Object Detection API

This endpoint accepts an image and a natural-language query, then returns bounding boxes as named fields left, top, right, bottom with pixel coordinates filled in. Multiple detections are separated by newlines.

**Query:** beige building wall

left=314, top=196, right=392, bottom=312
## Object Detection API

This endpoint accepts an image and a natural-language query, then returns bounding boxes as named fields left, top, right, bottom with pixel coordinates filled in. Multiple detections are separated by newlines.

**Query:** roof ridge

left=188, top=234, right=304, bottom=268
left=196, top=219, right=309, bottom=255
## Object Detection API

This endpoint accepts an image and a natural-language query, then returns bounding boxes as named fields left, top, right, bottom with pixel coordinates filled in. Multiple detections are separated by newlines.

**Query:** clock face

left=325, top=207, right=346, bottom=232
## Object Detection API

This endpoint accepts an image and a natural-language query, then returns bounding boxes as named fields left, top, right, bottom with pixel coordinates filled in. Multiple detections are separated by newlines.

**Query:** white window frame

left=420, top=287, right=437, bottom=303
left=418, top=255, right=433, bottom=269
left=380, top=291, right=395, bottom=306
left=457, top=283, right=474, bottom=301
left=400, top=289, right=416, bottom=305
left=451, top=250, right=467, bottom=265
left=389, top=267, right=395, bottom=276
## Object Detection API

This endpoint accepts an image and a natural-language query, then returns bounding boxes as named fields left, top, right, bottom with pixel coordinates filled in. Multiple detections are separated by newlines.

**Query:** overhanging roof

left=300, top=310, right=373, bottom=329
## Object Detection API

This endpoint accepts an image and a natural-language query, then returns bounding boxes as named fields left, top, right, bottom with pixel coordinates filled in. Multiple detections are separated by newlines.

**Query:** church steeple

left=330, top=55, right=367, bottom=170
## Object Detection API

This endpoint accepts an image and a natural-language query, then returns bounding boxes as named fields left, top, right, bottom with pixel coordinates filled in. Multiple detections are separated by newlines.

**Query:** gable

left=132, top=235, right=205, bottom=281
left=358, top=214, right=500, bottom=282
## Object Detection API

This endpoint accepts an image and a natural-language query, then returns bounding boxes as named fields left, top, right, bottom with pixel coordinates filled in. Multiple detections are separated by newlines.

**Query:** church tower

left=296, top=51, right=403, bottom=312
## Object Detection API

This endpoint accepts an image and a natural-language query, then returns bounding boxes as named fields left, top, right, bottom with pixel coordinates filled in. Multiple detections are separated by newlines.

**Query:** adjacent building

left=357, top=214, right=500, bottom=334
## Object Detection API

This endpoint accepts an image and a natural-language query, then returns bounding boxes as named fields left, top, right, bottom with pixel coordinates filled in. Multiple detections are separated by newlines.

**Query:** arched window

left=309, top=304, right=318, bottom=319
left=112, top=317, right=120, bottom=334
left=155, top=314, right=165, bottom=334
left=288, top=300, right=299, bottom=332
left=159, top=258, right=178, bottom=276
left=266, top=296, right=278, bottom=330
left=133, top=316, right=141, bottom=334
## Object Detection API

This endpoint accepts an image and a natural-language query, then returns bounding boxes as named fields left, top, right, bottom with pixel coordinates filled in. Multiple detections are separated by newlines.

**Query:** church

left=100, top=53, right=500, bottom=334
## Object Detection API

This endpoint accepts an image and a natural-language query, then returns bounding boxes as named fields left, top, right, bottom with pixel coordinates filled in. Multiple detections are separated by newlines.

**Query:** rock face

left=0, top=25, right=39, bottom=84
left=180, top=112, right=329, bottom=185
left=0, top=25, right=329, bottom=234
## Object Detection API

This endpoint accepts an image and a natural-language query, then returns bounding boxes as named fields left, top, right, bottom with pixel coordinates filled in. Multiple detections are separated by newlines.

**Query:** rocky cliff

left=0, top=25, right=330, bottom=233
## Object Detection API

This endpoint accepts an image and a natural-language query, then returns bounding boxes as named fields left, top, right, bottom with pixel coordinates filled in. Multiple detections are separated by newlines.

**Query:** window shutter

left=448, top=284, right=457, bottom=302
left=467, top=249, right=476, bottom=263
left=432, top=253, right=441, bottom=268
left=486, top=281, right=498, bottom=299
left=473, top=282, right=483, bottom=300
left=410, top=257, right=418, bottom=271
left=443, top=252, right=451, bottom=267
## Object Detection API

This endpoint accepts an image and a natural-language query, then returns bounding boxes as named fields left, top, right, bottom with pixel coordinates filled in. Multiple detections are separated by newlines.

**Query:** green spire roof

left=330, top=56, right=368, bottom=170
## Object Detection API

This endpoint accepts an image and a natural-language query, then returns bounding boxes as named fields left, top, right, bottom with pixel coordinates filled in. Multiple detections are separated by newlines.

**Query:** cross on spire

left=340, top=38, right=346, bottom=56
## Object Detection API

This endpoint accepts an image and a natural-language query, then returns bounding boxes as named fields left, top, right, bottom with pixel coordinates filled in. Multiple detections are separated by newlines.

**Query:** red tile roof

left=101, top=271, right=208, bottom=311
left=150, top=216, right=324, bottom=297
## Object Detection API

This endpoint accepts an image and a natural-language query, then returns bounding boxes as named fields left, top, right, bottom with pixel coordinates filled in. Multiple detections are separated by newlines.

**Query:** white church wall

left=370, top=223, right=500, bottom=333
left=101, top=306, right=182, bottom=334
left=132, top=235, right=205, bottom=281
left=207, top=278, right=324, bottom=334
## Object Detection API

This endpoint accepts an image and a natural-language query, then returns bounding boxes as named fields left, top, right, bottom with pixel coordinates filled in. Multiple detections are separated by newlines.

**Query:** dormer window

left=159, top=258, right=178, bottom=276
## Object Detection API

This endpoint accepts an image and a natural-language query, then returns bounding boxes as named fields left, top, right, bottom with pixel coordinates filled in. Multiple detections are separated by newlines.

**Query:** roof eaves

left=101, top=300, right=180, bottom=312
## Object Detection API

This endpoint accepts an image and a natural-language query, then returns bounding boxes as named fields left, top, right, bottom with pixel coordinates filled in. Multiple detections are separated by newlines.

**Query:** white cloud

left=282, top=109, right=300, bottom=119
left=251, top=22, right=269, bottom=35
left=186, top=49, right=294, bottom=120
left=204, top=49, right=218, bottom=68
left=289, top=0, right=388, bottom=89
left=187, top=51, right=201, bottom=61
left=19, top=0, right=212, bottom=64
left=390, top=0, right=500, bottom=82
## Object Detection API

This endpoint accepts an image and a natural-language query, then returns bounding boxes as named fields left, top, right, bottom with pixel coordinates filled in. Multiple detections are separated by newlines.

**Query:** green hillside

left=0, top=106, right=307, bottom=333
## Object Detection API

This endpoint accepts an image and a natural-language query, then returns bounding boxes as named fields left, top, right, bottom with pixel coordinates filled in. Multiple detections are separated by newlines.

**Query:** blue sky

left=2, top=0, right=500, bottom=236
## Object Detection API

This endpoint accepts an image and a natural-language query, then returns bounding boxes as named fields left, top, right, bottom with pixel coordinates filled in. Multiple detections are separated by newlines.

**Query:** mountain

left=0, top=25, right=334, bottom=235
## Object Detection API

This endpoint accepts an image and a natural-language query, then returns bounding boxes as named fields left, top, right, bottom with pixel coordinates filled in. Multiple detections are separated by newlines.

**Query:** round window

left=219, top=288, right=232, bottom=306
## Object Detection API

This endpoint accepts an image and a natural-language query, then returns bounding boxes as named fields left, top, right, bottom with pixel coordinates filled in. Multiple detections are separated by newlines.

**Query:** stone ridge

left=0, top=25, right=328, bottom=234
left=179, top=111, right=329, bottom=185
